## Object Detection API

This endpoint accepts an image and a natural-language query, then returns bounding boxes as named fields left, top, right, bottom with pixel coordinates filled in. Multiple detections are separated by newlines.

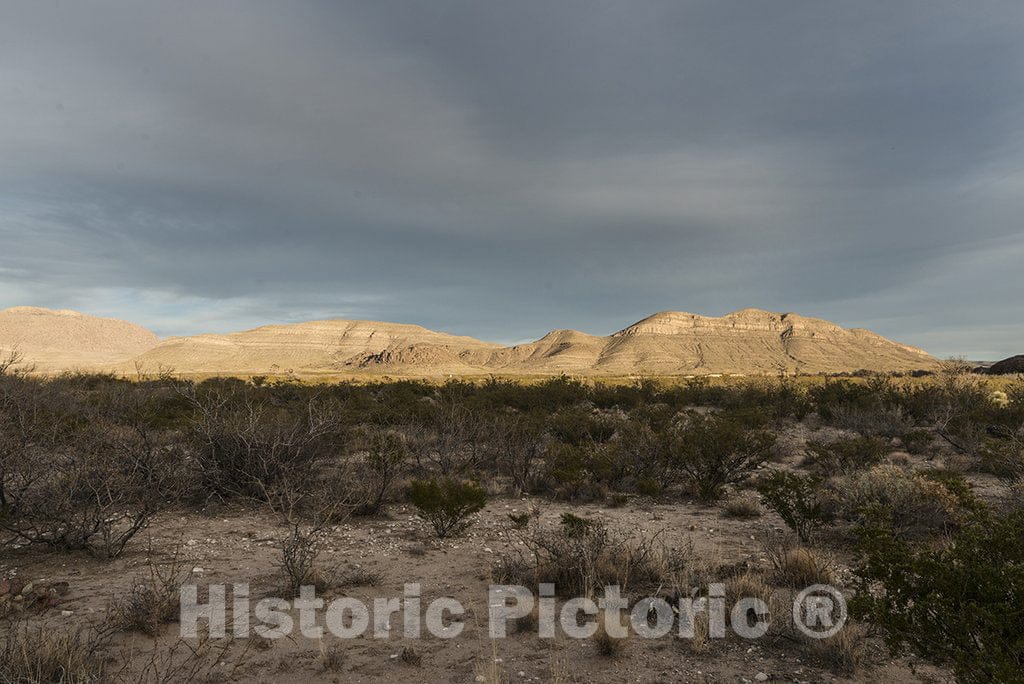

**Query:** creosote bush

left=853, top=509, right=1024, bottom=683
left=803, top=436, right=889, bottom=474
left=672, top=413, right=776, bottom=502
left=408, top=478, right=487, bottom=538
left=841, top=465, right=961, bottom=540
left=757, top=471, right=830, bottom=542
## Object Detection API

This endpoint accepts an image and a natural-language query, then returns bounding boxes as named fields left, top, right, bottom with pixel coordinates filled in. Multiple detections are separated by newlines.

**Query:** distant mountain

left=0, top=306, right=936, bottom=377
left=125, top=319, right=501, bottom=376
left=0, top=306, right=159, bottom=371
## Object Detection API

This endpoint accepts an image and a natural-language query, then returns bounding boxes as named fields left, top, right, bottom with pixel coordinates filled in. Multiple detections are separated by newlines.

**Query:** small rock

left=754, top=673, right=769, bottom=682
left=61, top=610, right=73, bottom=617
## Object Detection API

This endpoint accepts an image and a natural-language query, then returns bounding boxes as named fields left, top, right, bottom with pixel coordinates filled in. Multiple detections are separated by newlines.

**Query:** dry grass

left=113, top=542, right=189, bottom=635
left=722, top=494, right=763, bottom=519
left=0, top=622, right=109, bottom=683
left=400, top=646, right=423, bottom=667
left=764, top=533, right=836, bottom=588
left=591, top=610, right=628, bottom=657
left=727, top=571, right=772, bottom=606
left=319, top=642, right=346, bottom=672
left=687, top=611, right=711, bottom=653
left=804, top=622, right=870, bottom=676
left=474, top=640, right=510, bottom=684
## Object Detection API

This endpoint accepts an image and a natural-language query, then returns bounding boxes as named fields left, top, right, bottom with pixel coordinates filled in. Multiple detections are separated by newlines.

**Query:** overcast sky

left=2, top=2, right=1022, bottom=358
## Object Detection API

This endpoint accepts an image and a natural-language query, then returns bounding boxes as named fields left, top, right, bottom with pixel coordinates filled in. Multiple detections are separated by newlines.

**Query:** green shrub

left=900, top=428, right=934, bottom=455
left=408, top=478, right=487, bottom=538
left=977, top=436, right=1024, bottom=481
left=852, top=509, right=1024, bottom=683
left=757, top=471, right=829, bottom=542
left=842, top=465, right=961, bottom=540
left=672, top=414, right=775, bottom=502
left=803, top=436, right=889, bottom=474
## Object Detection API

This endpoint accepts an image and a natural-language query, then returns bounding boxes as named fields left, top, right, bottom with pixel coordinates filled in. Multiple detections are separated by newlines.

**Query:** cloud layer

left=2, top=1, right=1022, bottom=357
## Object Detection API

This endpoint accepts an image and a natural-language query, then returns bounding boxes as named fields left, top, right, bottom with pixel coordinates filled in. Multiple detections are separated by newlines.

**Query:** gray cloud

left=1, top=1, right=1022, bottom=357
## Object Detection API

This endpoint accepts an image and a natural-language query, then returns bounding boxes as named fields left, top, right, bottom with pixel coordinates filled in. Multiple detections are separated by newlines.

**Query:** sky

left=1, top=1, right=1023, bottom=359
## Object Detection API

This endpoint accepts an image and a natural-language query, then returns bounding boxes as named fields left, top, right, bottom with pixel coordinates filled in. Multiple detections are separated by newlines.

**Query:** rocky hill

left=0, top=306, right=160, bottom=372
left=1, top=306, right=936, bottom=376
left=987, top=355, right=1024, bottom=375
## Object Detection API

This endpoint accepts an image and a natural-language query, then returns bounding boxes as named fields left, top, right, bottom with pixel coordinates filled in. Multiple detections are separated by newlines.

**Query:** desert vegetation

left=1, top=363, right=1022, bottom=681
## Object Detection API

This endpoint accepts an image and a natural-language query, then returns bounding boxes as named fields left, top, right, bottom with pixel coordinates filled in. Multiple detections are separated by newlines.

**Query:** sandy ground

left=2, top=483, right=957, bottom=683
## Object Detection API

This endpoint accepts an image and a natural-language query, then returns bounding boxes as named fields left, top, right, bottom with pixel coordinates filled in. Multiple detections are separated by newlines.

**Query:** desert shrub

left=810, top=380, right=883, bottom=422
left=671, top=413, right=775, bottom=502
left=507, top=512, right=531, bottom=529
left=490, top=414, right=544, bottom=495
left=409, top=400, right=489, bottom=476
left=803, top=436, right=889, bottom=474
left=183, top=385, right=346, bottom=503
left=539, top=443, right=610, bottom=501
left=829, top=403, right=911, bottom=438
left=602, top=421, right=675, bottom=494
left=592, top=610, right=628, bottom=657
left=726, top=571, right=773, bottom=610
left=803, top=622, right=870, bottom=676
left=977, top=435, right=1024, bottom=481
left=408, top=478, right=487, bottom=537
left=498, top=518, right=678, bottom=597
left=900, top=428, right=934, bottom=455
left=852, top=509, right=1024, bottom=683
left=320, top=643, right=346, bottom=672
left=400, top=646, right=422, bottom=667
left=757, top=471, right=830, bottom=542
left=0, top=418, right=169, bottom=558
left=279, top=524, right=332, bottom=597
left=354, top=427, right=409, bottom=515
left=917, top=468, right=982, bottom=513
left=842, top=465, right=961, bottom=540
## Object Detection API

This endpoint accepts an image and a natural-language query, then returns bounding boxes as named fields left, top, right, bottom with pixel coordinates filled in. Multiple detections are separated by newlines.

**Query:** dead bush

left=0, top=418, right=168, bottom=558
left=353, top=427, right=410, bottom=515
left=279, top=524, right=333, bottom=597
left=490, top=415, right=544, bottom=495
left=830, top=403, right=911, bottom=438
left=183, top=385, right=346, bottom=503
left=409, top=401, right=488, bottom=476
